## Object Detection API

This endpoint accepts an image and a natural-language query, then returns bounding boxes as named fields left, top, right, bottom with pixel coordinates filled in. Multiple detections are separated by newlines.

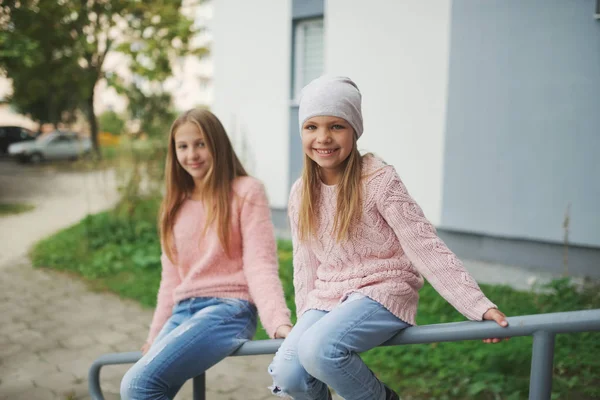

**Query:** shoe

left=384, top=384, right=399, bottom=400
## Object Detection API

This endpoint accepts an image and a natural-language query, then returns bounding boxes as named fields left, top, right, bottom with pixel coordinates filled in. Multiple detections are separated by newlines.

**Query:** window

left=20, top=128, right=32, bottom=140
left=49, top=135, right=73, bottom=144
left=292, top=18, right=324, bottom=101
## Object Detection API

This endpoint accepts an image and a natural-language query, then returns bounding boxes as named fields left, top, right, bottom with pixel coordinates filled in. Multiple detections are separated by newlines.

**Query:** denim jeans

left=268, top=293, right=410, bottom=400
left=121, top=296, right=257, bottom=400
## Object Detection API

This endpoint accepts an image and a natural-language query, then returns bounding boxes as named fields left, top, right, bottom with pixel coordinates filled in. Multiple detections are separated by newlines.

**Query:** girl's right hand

left=275, top=324, right=293, bottom=339
left=141, top=342, right=151, bottom=355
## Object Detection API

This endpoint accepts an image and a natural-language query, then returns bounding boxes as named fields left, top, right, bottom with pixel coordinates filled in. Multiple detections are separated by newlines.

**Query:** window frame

left=292, top=17, right=324, bottom=103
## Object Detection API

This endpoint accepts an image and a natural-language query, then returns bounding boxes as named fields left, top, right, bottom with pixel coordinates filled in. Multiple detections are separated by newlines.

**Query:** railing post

left=193, top=373, right=206, bottom=400
left=529, top=331, right=555, bottom=400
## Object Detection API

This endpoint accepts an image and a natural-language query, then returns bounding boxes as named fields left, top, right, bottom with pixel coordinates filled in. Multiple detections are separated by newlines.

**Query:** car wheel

left=29, top=152, right=43, bottom=164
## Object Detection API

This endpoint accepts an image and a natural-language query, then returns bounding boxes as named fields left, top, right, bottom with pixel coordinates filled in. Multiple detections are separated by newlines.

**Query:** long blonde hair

left=159, top=108, right=248, bottom=263
left=298, top=139, right=364, bottom=242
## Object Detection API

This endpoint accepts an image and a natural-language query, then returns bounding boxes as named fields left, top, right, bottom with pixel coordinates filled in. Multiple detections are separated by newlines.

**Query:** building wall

left=210, top=1, right=600, bottom=275
left=287, top=0, right=325, bottom=196
left=321, top=0, right=452, bottom=225
left=442, top=0, right=600, bottom=248
left=198, top=1, right=454, bottom=218
left=437, top=0, right=600, bottom=275
left=212, top=0, right=292, bottom=207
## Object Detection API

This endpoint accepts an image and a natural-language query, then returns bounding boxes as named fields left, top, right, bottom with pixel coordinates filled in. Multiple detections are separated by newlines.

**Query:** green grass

left=30, top=198, right=600, bottom=399
left=0, top=202, right=35, bottom=216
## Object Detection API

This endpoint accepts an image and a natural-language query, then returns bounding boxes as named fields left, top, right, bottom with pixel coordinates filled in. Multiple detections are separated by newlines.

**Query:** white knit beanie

left=298, top=75, right=363, bottom=139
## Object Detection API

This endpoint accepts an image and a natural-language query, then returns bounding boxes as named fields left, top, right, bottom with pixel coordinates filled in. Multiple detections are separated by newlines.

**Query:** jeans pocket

left=217, top=299, right=257, bottom=340
left=219, top=297, right=255, bottom=315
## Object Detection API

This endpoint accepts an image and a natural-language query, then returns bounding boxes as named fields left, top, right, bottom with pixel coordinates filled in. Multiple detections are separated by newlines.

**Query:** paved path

left=0, top=161, right=119, bottom=268
left=0, top=158, right=570, bottom=399
left=0, top=256, right=276, bottom=400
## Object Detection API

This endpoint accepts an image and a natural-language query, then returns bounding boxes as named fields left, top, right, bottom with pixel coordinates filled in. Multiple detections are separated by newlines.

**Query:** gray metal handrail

left=88, top=309, right=600, bottom=400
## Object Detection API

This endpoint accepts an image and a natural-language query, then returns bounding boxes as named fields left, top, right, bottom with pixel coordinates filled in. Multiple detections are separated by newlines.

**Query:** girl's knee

left=297, top=330, right=345, bottom=378
left=268, top=351, right=310, bottom=395
left=120, top=363, right=164, bottom=400
left=120, top=367, right=139, bottom=400
left=298, top=331, right=331, bottom=377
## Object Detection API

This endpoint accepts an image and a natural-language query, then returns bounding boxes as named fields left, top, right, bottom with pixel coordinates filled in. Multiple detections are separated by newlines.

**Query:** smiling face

left=174, top=121, right=213, bottom=184
left=301, top=115, right=355, bottom=185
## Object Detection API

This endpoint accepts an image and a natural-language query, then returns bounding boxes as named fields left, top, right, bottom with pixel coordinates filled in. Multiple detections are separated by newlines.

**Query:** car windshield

left=36, top=133, right=56, bottom=143
left=36, top=131, right=75, bottom=143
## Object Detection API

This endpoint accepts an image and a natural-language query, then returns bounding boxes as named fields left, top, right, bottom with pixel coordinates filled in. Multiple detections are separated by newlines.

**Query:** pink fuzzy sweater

left=289, top=156, right=496, bottom=325
left=147, top=176, right=292, bottom=344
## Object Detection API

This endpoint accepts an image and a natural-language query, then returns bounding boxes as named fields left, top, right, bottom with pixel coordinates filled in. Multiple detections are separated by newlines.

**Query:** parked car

left=0, top=125, right=37, bottom=153
left=8, top=130, right=92, bottom=163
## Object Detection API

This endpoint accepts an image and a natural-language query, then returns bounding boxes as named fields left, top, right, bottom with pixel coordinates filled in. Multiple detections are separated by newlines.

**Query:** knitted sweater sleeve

left=240, top=180, right=292, bottom=338
left=146, top=253, right=181, bottom=344
left=288, top=181, right=319, bottom=318
left=375, top=167, right=497, bottom=321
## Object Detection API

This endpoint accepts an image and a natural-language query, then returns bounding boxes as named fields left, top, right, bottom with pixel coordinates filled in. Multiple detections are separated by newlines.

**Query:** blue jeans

left=268, top=293, right=410, bottom=400
left=121, top=297, right=257, bottom=400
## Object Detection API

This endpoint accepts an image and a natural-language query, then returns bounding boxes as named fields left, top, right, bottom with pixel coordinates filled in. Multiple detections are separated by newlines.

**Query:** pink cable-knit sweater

left=289, top=155, right=496, bottom=325
left=146, top=176, right=292, bottom=344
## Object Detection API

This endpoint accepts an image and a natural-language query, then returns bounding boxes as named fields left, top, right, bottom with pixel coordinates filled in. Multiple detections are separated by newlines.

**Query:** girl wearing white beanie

left=267, top=75, right=508, bottom=400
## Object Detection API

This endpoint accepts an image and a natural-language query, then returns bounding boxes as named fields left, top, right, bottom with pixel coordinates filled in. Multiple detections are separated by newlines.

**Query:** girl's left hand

left=141, top=342, right=151, bottom=355
left=482, top=308, right=509, bottom=344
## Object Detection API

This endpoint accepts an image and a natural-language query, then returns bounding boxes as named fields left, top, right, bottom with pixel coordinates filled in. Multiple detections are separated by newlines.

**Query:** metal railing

left=89, top=309, right=600, bottom=400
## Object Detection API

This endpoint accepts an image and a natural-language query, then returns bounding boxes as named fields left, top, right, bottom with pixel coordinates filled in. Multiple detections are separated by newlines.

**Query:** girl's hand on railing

left=482, top=308, right=510, bottom=344
left=141, top=342, right=151, bottom=355
left=275, top=324, right=293, bottom=339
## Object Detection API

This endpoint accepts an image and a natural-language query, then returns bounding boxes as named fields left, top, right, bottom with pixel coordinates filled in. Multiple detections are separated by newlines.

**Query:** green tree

left=107, top=77, right=177, bottom=138
left=0, top=2, right=83, bottom=127
left=0, top=0, right=205, bottom=155
left=98, top=110, right=126, bottom=136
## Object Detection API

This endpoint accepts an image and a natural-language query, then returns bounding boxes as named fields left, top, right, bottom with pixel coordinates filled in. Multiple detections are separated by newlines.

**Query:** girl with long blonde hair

left=268, top=76, right=508, bottom=400
left=121, top=108, right=292, bottom=399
